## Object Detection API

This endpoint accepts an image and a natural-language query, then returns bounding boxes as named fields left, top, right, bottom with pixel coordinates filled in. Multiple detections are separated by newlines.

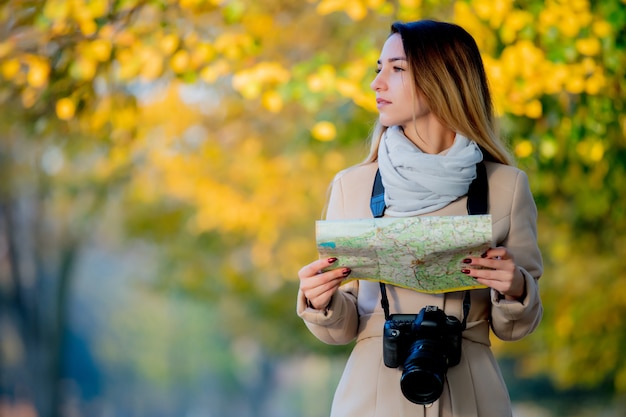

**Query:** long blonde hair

left=363, top=20, right=513, bottom=166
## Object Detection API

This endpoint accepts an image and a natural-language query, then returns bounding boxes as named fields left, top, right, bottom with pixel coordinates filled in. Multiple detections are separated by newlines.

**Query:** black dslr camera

left=382, top=305, right=464, bottom=405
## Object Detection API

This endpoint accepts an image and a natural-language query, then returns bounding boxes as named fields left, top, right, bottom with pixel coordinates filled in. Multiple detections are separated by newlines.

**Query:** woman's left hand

left=461, top=246, right=526, bottom=301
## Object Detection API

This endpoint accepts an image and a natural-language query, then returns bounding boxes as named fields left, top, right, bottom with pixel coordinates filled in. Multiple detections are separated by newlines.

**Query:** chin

left=378, top=117, right=395, bottom=128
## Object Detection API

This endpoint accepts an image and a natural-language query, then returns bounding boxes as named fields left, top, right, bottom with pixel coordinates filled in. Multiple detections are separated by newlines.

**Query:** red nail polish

left=462, top=258, right=472, bottom=264
left=342, top=268, right=351, bottom=277
left=328, top=257, right=338, bottom=263
left=461, top=269, right=470, bottom=274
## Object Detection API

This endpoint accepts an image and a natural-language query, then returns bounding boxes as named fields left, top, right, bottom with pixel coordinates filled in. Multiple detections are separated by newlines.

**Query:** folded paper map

left=316, top=215, right=492, bottom=294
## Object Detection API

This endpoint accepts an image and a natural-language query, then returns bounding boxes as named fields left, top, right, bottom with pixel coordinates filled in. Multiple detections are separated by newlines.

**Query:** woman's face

left=370, top=33, right=429, bottom=129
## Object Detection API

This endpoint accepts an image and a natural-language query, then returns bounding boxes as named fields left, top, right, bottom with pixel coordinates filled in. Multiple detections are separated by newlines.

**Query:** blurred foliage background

left=0, top=0, right=625, bottom=416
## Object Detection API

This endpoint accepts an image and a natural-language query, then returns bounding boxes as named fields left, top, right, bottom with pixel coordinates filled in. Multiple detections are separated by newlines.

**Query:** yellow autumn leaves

left=42, top=0, right=109, bottom=37
left=121, top=83, right=348, bottom=277
left=456, top=0, right=610, bottom=123
left=314, top=0, right=386, bottom=21
left=304, top=60, right=377, bottom=141
left=447, top=0, right=615, bottom=164
left=56, top=98, right=76, bottom=120
left=232, top=61, right=290, bottom=113
left=312, top=0, right=426, bottom=21
left=0, top=53, right=51, bottom=108
left=1, top=0, right=613, bottom=151
left=0, top=0, right=258, bottom=120
left=0, top=0, right=618, bottom=177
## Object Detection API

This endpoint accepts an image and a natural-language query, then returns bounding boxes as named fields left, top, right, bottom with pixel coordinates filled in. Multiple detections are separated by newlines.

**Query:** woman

left=296, top=20, right=543, bottom=417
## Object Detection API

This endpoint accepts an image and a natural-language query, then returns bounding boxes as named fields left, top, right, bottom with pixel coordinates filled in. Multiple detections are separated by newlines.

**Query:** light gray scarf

left=377, top=126, right=483, bottom=216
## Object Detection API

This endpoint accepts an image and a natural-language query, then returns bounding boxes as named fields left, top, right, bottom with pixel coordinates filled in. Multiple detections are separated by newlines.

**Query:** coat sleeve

left=490, top=169, right=543, bottom=341
left=296, top=172, right=361, bottom=345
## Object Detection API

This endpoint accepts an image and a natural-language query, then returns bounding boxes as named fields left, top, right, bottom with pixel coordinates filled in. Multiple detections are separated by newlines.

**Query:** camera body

left=382, top=305, right=464, bottom=404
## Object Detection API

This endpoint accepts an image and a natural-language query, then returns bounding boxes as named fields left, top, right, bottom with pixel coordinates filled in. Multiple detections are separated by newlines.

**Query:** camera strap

left=371, top=161, right=488, bottom=326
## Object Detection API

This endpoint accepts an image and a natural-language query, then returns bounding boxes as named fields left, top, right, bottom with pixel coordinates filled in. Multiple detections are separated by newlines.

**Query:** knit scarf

left=377, top=125, right=483, bottom=217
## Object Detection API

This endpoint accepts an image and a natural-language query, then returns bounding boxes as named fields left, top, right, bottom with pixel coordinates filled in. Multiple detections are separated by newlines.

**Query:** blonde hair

left=363, top=20, right=513, bottom=166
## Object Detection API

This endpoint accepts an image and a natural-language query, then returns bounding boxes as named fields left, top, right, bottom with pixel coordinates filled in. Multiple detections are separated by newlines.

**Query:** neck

left=402, top=117, right=455, bottom=154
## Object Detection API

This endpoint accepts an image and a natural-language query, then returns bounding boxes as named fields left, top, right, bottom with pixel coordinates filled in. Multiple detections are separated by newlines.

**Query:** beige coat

left=297, top=161, right=543, bottom=417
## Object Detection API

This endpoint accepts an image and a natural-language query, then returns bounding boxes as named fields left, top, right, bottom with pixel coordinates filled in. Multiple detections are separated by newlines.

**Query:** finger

left=305, top=275, right=344, bottom=301
left=465, top=271, right=506, bottom=292
left=298, top=257, right=338, bottom=279
left=304, top=268, right=351, bottom=308
left=479, top=258, right=515, bottom=272
left=483, top=247, right=510, bottom=260
left=476, top=276, right=516, bottom=294
left=301, top=267, right=351, bottom=295
left=464, top=266, right=516, bottom=290
left=466, top=267, right=507, bottom=281
left=465, top=254, right=516, bottom=272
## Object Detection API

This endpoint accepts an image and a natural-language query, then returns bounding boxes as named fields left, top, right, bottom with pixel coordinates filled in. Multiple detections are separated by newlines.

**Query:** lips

left=376, top=98, right=391, bottom=108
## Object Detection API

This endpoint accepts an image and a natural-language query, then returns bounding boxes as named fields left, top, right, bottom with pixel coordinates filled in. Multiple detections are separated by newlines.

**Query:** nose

left=370, top=71, right=385, bottom=91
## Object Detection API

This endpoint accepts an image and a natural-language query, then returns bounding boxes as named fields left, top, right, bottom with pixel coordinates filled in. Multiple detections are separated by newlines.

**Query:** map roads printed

left=316, top=215, right=492, bottom=294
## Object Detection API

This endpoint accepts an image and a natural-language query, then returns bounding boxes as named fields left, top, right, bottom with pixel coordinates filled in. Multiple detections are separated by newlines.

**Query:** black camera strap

left=371, top=162, right=488, bottom=326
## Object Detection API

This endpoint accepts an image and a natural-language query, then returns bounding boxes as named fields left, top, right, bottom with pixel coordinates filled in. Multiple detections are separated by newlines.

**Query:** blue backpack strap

left=370, top=169, right=386, bottom=218
left=371, top=168, right=388, bottom=318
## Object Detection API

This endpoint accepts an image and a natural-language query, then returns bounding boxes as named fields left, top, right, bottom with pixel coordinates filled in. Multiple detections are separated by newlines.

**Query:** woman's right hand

left=298, top=257, right=351, bottom=310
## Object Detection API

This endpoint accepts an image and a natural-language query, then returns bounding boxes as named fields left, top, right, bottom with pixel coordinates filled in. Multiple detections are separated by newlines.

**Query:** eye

left=393, top=66, right=405, bottom=72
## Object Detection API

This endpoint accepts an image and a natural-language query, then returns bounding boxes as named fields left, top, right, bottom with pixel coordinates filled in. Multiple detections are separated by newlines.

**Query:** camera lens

left=400, top=339, right=447, bottom=404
